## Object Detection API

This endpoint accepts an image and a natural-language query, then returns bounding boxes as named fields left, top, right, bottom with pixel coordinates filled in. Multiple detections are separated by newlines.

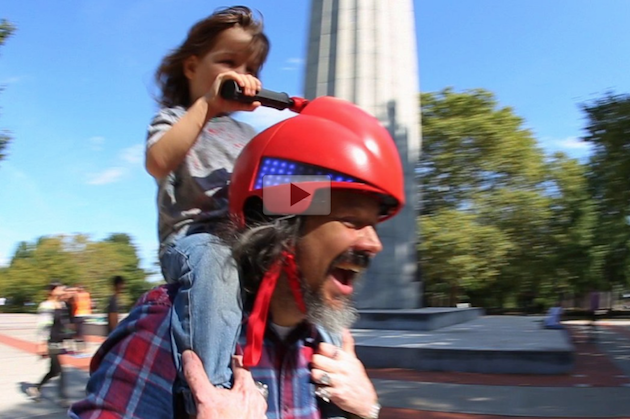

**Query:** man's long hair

left=220, top=197, right=360, bottom=332
left=218, top=198, right=302, bottom=311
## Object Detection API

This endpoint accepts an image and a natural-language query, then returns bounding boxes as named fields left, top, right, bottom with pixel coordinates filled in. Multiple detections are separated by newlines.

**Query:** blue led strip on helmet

left=254, top=157, right=358, bottom=189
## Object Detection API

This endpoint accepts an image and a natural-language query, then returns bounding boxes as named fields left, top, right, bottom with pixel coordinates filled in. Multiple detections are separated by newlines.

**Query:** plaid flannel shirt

left=69, top=284, right=351, bottom=419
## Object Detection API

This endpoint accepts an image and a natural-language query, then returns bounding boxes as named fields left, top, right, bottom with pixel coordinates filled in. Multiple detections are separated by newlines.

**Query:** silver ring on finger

left=320, top=372, right=332, bottom=386
left=255, top=381, right=269, bottom=400
left=315, top=385, right=331, bottom=403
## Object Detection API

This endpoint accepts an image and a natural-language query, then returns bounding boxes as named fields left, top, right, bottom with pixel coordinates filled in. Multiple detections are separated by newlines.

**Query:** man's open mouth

left=329, top=262, right=363, bottom=287
left=326, top=250, right=371, bottom=293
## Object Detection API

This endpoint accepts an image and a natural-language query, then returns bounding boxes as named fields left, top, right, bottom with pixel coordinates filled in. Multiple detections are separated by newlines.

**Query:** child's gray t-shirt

left=146, top=106, right=256, bottom=250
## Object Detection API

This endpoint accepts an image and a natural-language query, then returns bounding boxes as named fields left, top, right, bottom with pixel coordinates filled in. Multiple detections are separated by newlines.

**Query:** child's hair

left=155, top=6, right=270, bottom=108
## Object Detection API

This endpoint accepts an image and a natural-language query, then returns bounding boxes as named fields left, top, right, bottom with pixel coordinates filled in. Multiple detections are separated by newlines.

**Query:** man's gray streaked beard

left=301, top=277, right=360, bottom=335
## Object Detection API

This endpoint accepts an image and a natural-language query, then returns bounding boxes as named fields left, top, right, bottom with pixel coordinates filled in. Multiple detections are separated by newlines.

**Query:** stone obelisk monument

left=304, top=0, right=421, bottom=308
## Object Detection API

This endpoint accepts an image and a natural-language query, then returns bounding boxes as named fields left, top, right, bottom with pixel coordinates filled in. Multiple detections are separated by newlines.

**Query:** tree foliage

left=582, top=93, right=630, bottom=292
left=420, top=88, right=545, bottom=217
left=0, top=233, right=152, bottom=312
left=0, top=19, right=15, bottom=163
left=419, top=209, right=513, bottom=306
left=419, top=88, right=597, bottom=309
left=544, top=153, right=599, bottom=296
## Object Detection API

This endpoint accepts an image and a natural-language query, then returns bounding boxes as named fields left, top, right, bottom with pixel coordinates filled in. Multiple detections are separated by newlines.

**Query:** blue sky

left=1, top=0, right=629, bottom=277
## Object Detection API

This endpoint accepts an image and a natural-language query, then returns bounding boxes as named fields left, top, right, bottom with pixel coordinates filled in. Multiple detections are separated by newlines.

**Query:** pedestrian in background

left=72, top=285, right=92, bottom=353
left=26, top=282, right=72, bottom=407
left=107, top=276, right=125, bottom=335
left=543, top=297, right=565, bottom=330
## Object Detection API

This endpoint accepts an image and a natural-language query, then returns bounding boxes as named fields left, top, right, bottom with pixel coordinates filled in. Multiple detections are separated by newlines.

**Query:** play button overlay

left=262, top=175, right=331, bottom=215
left=290, top=183, right=310, bottom=206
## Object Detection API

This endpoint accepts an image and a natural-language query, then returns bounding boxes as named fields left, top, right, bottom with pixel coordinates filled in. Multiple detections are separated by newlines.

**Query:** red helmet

left=233, top=96, right=405, bottom=367
left=229, top=96, right=405, bottom=225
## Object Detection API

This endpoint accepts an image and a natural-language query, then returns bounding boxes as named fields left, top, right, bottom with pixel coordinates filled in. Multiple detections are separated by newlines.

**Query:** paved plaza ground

left=1, top=313, right=630, bottom=419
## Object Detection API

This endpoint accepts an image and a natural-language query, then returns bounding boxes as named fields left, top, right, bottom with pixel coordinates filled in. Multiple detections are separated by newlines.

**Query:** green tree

left=10, top=241, right=34, bottom=264
left=545, top=153, right=598, bottom=298
left=0, top=233, right=151, bottom=312
left=419, top=209, right=513, bottom=307
left=582, top=93, right=630, bottom=292
left=420, top=88, right=545, bottom=217
left=476, top=188, right=553, bottom=309
left=418, top=88, right=595, bottom=309
left=103, top=233, right=152, bottom=306
left=420, top=89, right=549, bottom=307
left=68, top=233, right=151, bottom=310
left=0, top=19, right=16, bottom=163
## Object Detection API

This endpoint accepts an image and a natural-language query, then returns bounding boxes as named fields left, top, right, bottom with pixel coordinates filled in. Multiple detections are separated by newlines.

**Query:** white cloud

left=87, top=167, right=126, bottom=185
left=556, top=137, right=591, bottom=150
left=85, top=143, right=143, bottom=185
left=120, top=144, right=144, bottom=165
left=89, top=136, right=106, bottom=151
left=282, top=57, right=304, bottom=71
left=0, top=76, right=23, bottom=85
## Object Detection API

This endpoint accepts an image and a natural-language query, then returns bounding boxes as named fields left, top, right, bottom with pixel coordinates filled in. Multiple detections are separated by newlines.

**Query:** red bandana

left=243, top=251, right=306, bottom=367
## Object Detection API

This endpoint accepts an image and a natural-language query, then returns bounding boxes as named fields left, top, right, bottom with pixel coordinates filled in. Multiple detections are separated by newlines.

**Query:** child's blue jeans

left=160, top=231, right=242, bottom=414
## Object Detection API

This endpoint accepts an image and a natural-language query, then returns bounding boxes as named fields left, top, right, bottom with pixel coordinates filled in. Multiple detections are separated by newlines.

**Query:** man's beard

left=298, top=249, right=371, bottom=334
left=302, top=284, right=359, bottom=334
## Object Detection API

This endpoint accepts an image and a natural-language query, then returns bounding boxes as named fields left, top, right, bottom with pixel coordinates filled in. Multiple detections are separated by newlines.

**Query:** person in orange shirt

left=73, top=285, right=92, bottom=353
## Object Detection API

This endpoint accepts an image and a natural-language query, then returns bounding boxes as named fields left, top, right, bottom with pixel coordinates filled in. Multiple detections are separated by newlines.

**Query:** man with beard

left=70, top=95, right=403, bottom=419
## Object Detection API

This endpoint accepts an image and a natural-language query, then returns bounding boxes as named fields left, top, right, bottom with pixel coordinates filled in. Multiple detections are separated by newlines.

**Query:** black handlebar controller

left=220, top=80, right=294, bottom=111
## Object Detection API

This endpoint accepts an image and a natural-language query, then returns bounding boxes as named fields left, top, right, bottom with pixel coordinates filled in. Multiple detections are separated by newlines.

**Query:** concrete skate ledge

left=355, top=307, right=485, bottom=331
left=356, top=344, right=574, bottom=374
left=352, top=316, right=576, bottom=374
